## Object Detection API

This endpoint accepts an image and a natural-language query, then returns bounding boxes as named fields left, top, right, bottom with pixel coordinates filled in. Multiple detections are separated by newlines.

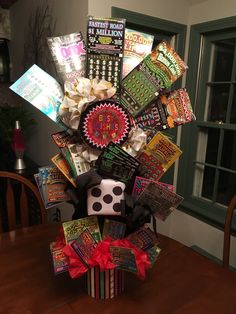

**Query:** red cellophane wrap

left=60, top=230, right=151, bottom=280
left=63, top=244, right=88, bottom=279
left=54, top=228, right=88, bottom=279
left=54, top=227, right=66, bottom=248
left=89, top=237, right=117, bottom=271
left=89, top=237, right=151, bottom=279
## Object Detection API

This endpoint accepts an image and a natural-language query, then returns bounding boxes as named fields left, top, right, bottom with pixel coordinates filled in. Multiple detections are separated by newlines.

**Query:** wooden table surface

left=0, top=223, right=236, bottom=314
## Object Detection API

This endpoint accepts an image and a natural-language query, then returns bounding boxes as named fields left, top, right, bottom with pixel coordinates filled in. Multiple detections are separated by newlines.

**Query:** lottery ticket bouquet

left=10, top=16, right=195, bottom=299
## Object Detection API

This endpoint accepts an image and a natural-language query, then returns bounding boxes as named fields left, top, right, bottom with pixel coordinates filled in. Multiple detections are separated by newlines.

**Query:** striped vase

left=86, top=266, right=125, bottom=299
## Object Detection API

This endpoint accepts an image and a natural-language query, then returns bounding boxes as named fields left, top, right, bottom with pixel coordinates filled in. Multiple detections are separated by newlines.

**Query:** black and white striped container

left=86, top=266, right=125, bottom=299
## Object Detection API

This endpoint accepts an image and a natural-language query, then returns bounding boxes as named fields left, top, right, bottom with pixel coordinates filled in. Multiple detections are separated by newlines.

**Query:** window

left=178, top=17, right=236, bottom=230
left=111, top=7, right=186, bottom=80
left=112, top=7, right=187, bottom=184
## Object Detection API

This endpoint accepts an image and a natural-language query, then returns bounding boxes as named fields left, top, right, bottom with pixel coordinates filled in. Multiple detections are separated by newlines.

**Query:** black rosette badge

left=80, top=100, right=131, bottom=150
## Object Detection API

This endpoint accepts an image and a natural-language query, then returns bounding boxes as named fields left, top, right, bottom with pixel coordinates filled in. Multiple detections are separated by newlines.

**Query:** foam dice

left=87, top=179, right=125, bottom=216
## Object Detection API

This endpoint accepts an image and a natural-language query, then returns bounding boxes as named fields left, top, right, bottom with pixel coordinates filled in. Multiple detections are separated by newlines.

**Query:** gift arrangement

left=10, top=16, right=196, bottom=299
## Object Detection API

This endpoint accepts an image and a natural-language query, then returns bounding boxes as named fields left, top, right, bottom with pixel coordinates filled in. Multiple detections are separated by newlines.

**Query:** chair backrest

left=0, top=171, right=46, bottom=232
left=223, top=194, right=236, bottom=269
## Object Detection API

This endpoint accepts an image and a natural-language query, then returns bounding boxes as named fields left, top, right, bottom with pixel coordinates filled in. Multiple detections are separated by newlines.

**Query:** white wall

left=10, top=0, right=88, bottom=167
left=189, top=0, right=236, bottom=24
left=157, top=210, right=233, bottom=265
left=88, top=0, right=189, bottom=24
left=10, top=0, right=88, bottom=81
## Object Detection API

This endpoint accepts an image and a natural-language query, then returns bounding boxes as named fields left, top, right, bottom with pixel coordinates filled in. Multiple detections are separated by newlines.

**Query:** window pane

left=195, top=127, right=219, bottom=166
left=193, top=164, right=215, bottom=200
left=207, top=84, right=229, bottom=122
left=230, top=87, right=236, bottom=124
left=216, top=170, right=236, bottom=206
left=205, top=128, right=220, bottom=164
left=201, top=166, right=215, bottom=200
left=211, top=40, right=234, bottom=82
left=221, top=130, right=236, bottom=171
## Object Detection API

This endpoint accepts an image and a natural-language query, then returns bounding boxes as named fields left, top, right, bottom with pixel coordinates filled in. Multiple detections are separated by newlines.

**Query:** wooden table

left=0, top=223, right=236, bottom=314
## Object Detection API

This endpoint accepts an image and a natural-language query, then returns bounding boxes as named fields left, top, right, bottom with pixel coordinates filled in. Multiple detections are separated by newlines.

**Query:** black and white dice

left=87, top=179, right=125, bottom=216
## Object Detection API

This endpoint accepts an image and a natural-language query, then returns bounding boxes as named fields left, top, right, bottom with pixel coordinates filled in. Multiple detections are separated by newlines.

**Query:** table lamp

left=11, top=120, right=26, bottom=170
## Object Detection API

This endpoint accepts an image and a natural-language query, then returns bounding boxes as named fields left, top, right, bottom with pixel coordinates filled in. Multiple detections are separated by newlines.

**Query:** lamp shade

left=0, top=8, right=11, bottom=40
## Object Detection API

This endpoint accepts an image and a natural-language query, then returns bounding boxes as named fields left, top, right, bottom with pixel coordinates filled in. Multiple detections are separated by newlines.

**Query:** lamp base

left=14, top=158, right=26, bottom=170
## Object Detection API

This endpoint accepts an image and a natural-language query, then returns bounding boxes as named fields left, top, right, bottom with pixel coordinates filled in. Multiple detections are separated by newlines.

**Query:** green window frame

left=112, top=7, right=187, bottom=184
left=178, top=17, right=236, bottom=231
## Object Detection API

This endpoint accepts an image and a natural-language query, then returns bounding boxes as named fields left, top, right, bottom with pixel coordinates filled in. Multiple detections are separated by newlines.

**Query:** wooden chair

left=223, top=194, right=236, bottom=269
left=0, top=171, right=46, bottom=232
